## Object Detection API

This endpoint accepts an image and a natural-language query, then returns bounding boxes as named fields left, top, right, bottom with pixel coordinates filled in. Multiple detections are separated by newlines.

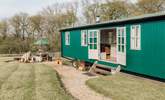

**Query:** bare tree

left=137, top=0, right=165, bottom=14
left=0, top=19, right=8, bottom=39
left=9, top=13, right=29, bottom=40
left=19, top=13, right=29, bottom=40
left=82, top=0, right=101, bottom=24
left=9, top=14, right=22, bottom=38
left=29, top=15, right=43, bottom=39
left=100, top=0, right=129, bottom=21
left=82, top=0, right=130, bottom=23
left=40, top=2, right=78, bottom=51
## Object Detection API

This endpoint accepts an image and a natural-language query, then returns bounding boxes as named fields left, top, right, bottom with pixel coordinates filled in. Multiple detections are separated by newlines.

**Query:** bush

left=0, top=37, right=32, bottom=54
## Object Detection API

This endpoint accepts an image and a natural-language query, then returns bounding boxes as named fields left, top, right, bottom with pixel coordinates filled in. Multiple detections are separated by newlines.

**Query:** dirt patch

left=46, top=62, right=111, bottom=100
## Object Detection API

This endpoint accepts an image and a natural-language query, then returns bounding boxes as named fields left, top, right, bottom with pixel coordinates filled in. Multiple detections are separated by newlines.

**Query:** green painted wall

left=125, top=20, right=165, bottom=79
left=61, top=20, right=165, bottom=79
left=61, top=30, right=89, bottom=61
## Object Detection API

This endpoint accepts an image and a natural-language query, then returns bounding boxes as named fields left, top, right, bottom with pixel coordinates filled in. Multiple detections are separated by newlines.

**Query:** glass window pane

left=118, top=37, right=120, bottom=44
left=94, top=32, right=97, bottom=37
left=84, top=33, right=87, bottom=45
left=90, top=32, right=93, bottom=37
left=122, top=45, right=125, bottom=52
left=121, top=29, right=123, bottom=36
left=90, top=44, right=93, bottom=49
left=90, top=38, right=93, bottom=43
left=122, top=37, right=124, bottom=44
left=94, top=38, right=97, bottom=43
left=131, top=25, right=141, bottom=50
left=136, top=37, right=138, bottom=48
left=65, top=32, right=70, bottom=45
left=94, top=44, right=97, bottom=49
left=118, top=30, right=120, bottom=36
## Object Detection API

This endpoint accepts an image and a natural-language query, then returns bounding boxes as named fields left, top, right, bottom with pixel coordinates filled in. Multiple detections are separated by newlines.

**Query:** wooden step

left=89, top=61, right=98, bottom=73
left=95, top=64, right=116, bottom=70
left=94, top=67, right=111, bottom=75
left=89, top=61, right=121, bottom=75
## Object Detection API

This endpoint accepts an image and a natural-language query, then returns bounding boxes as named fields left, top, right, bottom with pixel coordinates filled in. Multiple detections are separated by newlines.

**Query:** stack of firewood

left=20, top=51, right=31, bottom=63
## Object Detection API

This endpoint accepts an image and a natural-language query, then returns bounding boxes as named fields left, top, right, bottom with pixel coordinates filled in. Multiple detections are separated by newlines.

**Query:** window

left=81, top=30, right=88, bottom=46
left=65, top=32, right=70, bottom=45
left=89, top=31, right=97, bottom=50
left=131, top=25, right=141, bottom=50
left=117, top=27, right=126, bottom=53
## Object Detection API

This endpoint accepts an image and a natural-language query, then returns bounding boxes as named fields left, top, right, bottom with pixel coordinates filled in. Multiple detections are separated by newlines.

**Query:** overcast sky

left=0, top=0, right=76, bottom=19
left=0, top=0, right=137, bottom=19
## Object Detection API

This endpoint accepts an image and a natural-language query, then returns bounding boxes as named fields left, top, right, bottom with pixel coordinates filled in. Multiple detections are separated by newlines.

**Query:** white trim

left=99, top=27, right=118, bottom=63
left=81, top=30, right=88, bottom=46
left=88, top=30, right=100, bottom=60
left=117, top=27, right=126, bottom=65
left=99, top=27, right=117, bottom=30
left=117, top=27, right=126, bottom=53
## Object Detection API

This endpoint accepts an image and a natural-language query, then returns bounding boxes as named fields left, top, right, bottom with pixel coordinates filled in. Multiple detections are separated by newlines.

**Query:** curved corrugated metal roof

left=60, top=11, right=165, bottom=31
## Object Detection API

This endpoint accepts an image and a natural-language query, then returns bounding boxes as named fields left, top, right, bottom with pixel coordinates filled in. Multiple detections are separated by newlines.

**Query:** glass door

left=88, top=30, right=100, bottom=60
left=117, top=27, right=126, bottom=65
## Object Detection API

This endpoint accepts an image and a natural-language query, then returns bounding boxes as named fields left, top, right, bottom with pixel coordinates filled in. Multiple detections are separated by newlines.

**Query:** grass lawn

left=0, top=57, right=13, bottom=62
left=0, top=57, right=74, bottom=100
left=86, top=73, right=165, bottom=100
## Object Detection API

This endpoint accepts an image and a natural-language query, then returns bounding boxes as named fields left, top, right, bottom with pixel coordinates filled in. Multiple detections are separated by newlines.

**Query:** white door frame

left=88, top=30, right=100, bottom=60
left=117, top=27, right=126, bottom=65
left=99, top=28, right=117, bottom=63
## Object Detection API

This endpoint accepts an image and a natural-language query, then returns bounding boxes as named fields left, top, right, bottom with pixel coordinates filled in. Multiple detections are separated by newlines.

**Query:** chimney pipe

left=96, top=15, right=100, bottom=23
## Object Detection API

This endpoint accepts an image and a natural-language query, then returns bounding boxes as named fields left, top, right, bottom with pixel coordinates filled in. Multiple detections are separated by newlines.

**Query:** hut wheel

left=72, top=60, right=78, bottom=68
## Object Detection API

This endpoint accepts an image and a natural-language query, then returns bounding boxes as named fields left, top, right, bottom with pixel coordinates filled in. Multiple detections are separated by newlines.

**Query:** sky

left=0, top=0, right=75, bottom=19
left=0, top=0, right=136, bottom=19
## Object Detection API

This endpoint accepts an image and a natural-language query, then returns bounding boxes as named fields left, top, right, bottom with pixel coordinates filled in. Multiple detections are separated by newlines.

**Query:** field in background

left=0, top=57, right=73, bottom=100
left=86, top=73, right=165, bottom=100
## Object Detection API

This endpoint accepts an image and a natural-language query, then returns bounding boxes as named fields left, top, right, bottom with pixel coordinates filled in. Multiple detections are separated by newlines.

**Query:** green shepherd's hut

left=60, top=12, right=165, bottom=79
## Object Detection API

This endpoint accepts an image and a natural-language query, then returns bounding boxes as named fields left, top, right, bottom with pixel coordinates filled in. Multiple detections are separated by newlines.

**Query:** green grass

left=86, top=73, right=165, bottom=100
left=0, top=57, right=74, bottom=100
left=0, top=57, right=14, bottom=62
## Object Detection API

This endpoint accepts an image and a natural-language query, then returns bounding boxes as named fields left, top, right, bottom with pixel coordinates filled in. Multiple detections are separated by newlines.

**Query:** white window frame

left=65, top=32, right=70, bottom=45
left=81, top=30, right=88, bottom=46
left=130, top=25, right=141, bottom=50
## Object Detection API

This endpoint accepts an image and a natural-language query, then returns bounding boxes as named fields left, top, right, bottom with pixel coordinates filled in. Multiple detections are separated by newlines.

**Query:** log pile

left=18, top=51, right=52, bottom=63
left=20, top=51, right=32, bottom=63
